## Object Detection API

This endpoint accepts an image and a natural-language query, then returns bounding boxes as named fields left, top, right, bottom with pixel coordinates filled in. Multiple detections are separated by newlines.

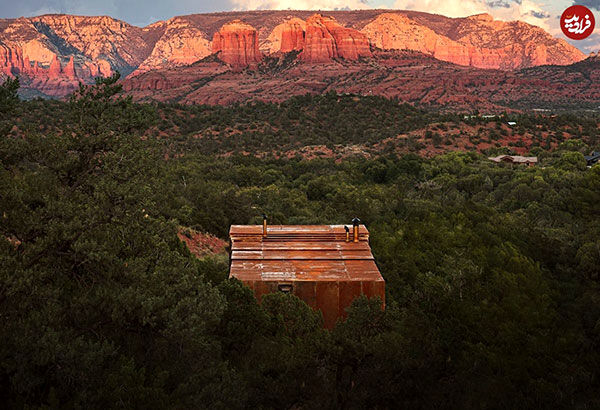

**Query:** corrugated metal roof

left=229, top=225, right=383, bottom=283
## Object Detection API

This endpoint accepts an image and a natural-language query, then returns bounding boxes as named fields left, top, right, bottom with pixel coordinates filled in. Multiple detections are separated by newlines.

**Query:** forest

left=1, top=75, right=599, bottom=409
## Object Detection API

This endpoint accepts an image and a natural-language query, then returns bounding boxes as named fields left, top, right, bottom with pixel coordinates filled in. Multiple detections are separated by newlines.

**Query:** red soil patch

left=178, top=228, right=227, bottom=258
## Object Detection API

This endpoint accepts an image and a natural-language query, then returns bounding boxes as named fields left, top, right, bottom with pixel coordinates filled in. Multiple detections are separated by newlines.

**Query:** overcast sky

left=1, top=0, right=598, bottom=52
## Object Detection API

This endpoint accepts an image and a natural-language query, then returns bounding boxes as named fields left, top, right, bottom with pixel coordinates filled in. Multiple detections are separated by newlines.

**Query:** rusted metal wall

left=244, top=279, right=385, bottom=329
left=229, top=224, right=385, bottom=329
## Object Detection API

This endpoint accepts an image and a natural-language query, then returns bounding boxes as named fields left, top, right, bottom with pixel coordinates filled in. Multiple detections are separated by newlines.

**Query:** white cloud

left=391, top=0, right=487, bottom=18
left=229, top=0, right=595, bottom=53
left=230, top=0, right=554, bottom=31
left=391, top=0, right=600, bottom=53
left=568, top=32, right=600, bottom=54
left=230, top=0, right=372, bottom=11
left=392, top=0, right=552, bottom=30
left=28, top=6, right=62, bottom=16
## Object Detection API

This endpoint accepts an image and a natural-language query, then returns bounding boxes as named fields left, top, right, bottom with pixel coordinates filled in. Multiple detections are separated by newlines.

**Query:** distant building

left=463, top=114, right=498, bottom=119
left=584, top=151, right=600, bottom=167
left=229, top=219, right=385, bottom=328
left=489, top=155, right=537, bottom=166
left=507, top=121, right=517, bottom=126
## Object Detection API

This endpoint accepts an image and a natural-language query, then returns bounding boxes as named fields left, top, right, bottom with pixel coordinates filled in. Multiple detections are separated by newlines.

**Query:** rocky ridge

left=132, top=17, right=211, bottom=75
left=121, top=50, right=600, bottom=110
left=0, top=10, right=588, bottom=98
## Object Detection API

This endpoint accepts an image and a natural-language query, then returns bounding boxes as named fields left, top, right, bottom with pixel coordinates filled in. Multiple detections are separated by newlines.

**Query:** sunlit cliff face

left=0, top=10, right=587, bottom=98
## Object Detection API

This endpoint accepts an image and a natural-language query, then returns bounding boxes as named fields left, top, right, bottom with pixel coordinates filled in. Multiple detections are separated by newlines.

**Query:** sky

left=0, top=0, right=598, bottom=52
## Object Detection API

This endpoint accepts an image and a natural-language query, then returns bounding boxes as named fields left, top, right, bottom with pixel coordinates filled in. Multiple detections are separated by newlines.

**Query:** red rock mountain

left=132, top=17, right=211, bottom=76
left=121, top=50, right=600, bottom=110
left=211, top=20, right=262, bottom=69
left=0, top=10, right=588, bottom=98
left=0, top=14, right=140, bottom=96
left=362, top=12, right=582, bottom=69
left=300, top=14, right=371, bottom=62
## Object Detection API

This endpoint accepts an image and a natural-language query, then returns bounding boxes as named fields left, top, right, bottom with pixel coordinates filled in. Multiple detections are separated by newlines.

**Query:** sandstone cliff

left=0, top=14, right=135, bottom=97
left=28, top=14, right=152, bottom=69
left=361, top=12, right=585, bottom=69
left=0, top=10, right=588, bottom=98
left=211, top=20, right=262, bottom=69
left=301, top=14, right=371, bottom=62
left=264, top=18, right=306, bottom=54
left=120, top=48, right=600, bottom=110
left=134, top=17, right=211, bottom=75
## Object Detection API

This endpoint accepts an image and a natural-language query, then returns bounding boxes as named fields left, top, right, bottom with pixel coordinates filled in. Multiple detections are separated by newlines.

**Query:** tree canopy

left=1, top=78, right=599, bottom=408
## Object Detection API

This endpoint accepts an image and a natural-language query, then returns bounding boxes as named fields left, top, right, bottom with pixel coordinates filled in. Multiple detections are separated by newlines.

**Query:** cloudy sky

left=1, top=0, right=598, bottom=52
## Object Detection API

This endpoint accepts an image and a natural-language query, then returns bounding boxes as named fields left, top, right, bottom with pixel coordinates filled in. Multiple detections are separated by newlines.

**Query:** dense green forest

left=1, top=76, right=599, bottom=409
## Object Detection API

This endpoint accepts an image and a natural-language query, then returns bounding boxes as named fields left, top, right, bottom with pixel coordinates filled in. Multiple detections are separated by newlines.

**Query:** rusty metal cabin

left=228, top=222, right=385, bottom=328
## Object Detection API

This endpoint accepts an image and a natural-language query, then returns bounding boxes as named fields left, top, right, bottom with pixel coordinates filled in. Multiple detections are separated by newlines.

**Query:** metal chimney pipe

left=262, top=214, right=268, bottom=238
left=352, top=217, right=360, bottom=243
left=344, top=226, right=350, bottom=242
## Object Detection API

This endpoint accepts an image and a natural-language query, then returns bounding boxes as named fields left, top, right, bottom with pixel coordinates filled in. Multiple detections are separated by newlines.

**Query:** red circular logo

left=561, top=5, right=595, bottom=40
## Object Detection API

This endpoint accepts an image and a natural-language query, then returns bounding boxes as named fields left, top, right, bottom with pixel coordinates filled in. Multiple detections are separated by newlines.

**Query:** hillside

left=7, top=91, right=599, bottom=158
left=1, top=77, right=600, bottom=408
left=121, top=50, right=600, bottom=110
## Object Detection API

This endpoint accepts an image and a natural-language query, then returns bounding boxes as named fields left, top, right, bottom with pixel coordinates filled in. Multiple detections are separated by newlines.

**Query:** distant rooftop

left=489, top=155, right=537, bottom=164
left=584, top=151, right=600, bottom=166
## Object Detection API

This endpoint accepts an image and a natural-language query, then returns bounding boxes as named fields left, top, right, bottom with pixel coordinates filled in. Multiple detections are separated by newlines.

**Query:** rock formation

left=121, top=48, right=600, bottom=109
left=134, top=17, right=211, bottom=74
left=22, top=56, right=30, bottom=74
left=0, top=15, right=129, bottom=97
left=0, top=10, right=588, bottom=97
left=362, top=14, right=461, bottom=59
left=47, top=55, right=62, bottom=78
left=301, top=15, right=337, bottom=63
left=0, top=45, right=24, bottom=75
left=361, top=12, right=585, bottom=70
left=265, top=18, right=306, bottom=54
left=301, top=14, right=371, bottom=62
left=28, top=14, right=153, bottom=69
left=63, top=56, right=76, bottom=78
left=211, top=20, right=262, bottom=69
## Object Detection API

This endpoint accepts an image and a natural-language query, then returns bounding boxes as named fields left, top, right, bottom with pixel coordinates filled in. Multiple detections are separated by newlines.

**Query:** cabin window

left=278, top=284, right=293, bottom=293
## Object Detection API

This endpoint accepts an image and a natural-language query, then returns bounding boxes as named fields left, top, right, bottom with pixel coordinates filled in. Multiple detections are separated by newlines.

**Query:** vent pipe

left=352, top=217, right=360, bottom=243
left=344, top=226, right=350, bottom=242
left=262, top=214, right=268, bottom=238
